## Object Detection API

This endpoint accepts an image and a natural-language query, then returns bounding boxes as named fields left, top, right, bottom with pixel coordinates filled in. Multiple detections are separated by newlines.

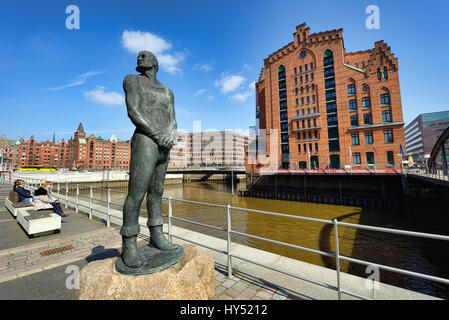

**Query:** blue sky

left=0, top=0, right=448, bottom=142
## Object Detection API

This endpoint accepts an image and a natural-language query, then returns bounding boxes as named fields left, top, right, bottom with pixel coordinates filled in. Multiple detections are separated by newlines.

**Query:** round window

left=300, top=51, right=307, bottom=59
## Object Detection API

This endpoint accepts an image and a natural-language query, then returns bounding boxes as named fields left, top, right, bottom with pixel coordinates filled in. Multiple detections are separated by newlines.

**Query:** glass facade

left=422, top=111, right=449, bottom=122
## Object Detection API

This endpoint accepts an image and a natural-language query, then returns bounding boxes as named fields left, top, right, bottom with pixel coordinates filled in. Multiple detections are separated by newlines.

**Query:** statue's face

left=137, top=51, right=157, bottom=72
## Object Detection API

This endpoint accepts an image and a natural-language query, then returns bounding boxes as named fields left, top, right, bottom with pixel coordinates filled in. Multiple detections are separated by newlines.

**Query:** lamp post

left=0, top=150, right=3, bottom=171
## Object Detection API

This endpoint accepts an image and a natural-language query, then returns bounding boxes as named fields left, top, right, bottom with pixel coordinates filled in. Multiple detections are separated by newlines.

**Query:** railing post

left=89, top=186, right=93, bottom=220
left=226, top=204, right=233, bottom=279
left=334, top=219, right=342, bottom=300
left=65, top=183, right=68, bottom=209
left=107, top=188, right=111, bottom=228
left=168, top=196, right=173, bottom=242
left=76, top=184, right=79, bottom=213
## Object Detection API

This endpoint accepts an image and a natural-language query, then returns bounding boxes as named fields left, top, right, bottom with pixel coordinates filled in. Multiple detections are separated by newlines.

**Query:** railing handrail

left=3, top=173, right=449, bottom=300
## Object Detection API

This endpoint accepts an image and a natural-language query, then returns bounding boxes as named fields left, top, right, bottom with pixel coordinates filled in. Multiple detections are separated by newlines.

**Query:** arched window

left=348, top=83, right=356, bottom=95
left=323, top=50, right=333, bottom=67
left=278, top=65, right=286, bottom=80
left=383, top=67, right=388, bottom=80
left=380, top=87, right=391, bottom=106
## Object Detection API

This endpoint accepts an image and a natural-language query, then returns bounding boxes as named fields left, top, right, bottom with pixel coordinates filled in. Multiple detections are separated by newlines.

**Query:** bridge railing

left=405, top=168, right=449, bottom=182
left=2, top=173, right=449, bottom=300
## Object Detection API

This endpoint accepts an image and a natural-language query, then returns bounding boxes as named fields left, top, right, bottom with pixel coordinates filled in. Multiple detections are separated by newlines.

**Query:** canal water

left=85, top=182, right=449, bottom=299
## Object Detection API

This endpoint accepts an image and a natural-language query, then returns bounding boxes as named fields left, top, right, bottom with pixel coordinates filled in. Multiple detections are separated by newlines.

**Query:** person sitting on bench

left=34, top=182, right=68, bottom=217
left=16, top=180, right=33, bottom=202
left=13, top=179, right=21, bottom=192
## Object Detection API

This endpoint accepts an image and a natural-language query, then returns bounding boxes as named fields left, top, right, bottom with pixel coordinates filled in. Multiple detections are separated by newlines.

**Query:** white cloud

left=194, top=89, right=207, bottom=96
left=232, top=91, right=253, bottom=102
left=248, top=81, right=256, bottom=90
left=208, top=96, right=214, bottom=100
left=214, top=75, right=246, bottom=94
left=121, top=30, right=185, bottom=75
left=241, top=62, right=251, bottom=70
left=193, top=63, right=214, bottom=72
left=83, top=86, right=125, bottom=106
left=46, top=70, right=104, bottom=91
left=176, top=108, right=191, bottom=118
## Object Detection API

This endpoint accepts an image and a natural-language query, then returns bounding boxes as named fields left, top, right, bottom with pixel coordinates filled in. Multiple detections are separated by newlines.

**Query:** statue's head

left=136, top=51, right=159, bottom=74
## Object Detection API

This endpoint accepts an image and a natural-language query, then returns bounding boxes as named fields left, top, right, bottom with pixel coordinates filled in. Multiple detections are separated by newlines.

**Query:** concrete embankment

left=244, top=174, right=405, bottom=210
left=13, top=171, right=183, bottom=187
left=12, top=171, right=245, bottom=187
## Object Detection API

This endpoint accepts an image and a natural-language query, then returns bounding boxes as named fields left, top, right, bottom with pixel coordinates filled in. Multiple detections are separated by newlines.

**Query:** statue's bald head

left=136, top=51, right=159, bottom=74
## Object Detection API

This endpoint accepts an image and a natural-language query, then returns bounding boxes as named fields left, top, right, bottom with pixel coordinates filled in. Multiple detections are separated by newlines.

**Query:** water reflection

left=84, top=181, right=449, bottom=299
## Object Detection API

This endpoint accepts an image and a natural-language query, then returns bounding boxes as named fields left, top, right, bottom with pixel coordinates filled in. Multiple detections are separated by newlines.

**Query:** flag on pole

left=400, top=143, right=405, bottom=156
left=349, top=145, right=352, bottom=167
left=308, top=146, right=311, bottom=169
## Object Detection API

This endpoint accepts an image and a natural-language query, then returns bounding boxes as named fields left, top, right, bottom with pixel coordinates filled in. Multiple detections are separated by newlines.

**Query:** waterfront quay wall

left=242, top=174, right=404, bottom=210
left=12, top=171, right=244, bottom=187
left=182, top=173, right=246, bottom=184
left=406, top=175, right=449, bottom=222
left=12, top=171, right=183, bottom=188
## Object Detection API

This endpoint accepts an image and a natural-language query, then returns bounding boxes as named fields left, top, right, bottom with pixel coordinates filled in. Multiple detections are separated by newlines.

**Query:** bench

left=17, top=209, right=61, bottom=237
left=5, top=191, right=34, bottom=217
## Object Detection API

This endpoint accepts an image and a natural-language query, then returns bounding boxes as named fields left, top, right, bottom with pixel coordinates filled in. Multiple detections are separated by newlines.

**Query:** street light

left=0, top=150, right=3, bottom=171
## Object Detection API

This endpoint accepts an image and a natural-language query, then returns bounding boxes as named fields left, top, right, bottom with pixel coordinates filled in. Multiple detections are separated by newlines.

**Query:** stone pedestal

left=77, top=244, right=215, bottom=300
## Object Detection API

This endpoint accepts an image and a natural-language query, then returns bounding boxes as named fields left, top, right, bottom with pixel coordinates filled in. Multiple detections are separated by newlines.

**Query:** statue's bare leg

left=147, top=150, right=178, bottom=251
left=120, top=133, right=159, bottom=267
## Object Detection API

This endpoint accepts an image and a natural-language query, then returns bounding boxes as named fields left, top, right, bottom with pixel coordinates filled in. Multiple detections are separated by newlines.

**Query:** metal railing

left=2, top=173, right=449, bottom=300
left=405, top=168, right=449, bottom=182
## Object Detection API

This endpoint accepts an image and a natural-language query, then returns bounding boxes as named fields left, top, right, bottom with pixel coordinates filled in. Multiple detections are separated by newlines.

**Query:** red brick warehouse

left=250, top=22, right=406, bottom=171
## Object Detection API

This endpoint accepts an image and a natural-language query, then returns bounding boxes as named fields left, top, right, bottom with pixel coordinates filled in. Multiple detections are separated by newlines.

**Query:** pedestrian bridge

left=428, top=125, right=449, bottom=175
left=167, top=168, right=245, bottom=175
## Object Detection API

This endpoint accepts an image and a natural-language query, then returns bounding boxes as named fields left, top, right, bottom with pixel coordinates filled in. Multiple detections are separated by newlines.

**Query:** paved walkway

left=0, top=183, right=294, bottom=300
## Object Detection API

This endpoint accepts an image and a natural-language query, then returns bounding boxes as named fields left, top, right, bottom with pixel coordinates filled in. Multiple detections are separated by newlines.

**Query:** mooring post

left=338, top=176, right=343, bottom=205
left=304, top=175, right=307, bottom=202
left=275, top=174, right=278, bottom=200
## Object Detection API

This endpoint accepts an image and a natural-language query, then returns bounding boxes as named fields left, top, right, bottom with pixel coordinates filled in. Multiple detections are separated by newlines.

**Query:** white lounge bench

left=17, top=209, right=61, bottom=237
left=5, top=191, right=34, bottom=217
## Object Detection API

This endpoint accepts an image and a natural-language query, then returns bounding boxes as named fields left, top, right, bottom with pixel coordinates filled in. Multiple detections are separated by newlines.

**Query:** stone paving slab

left=0, top=257, right=297, bottom=300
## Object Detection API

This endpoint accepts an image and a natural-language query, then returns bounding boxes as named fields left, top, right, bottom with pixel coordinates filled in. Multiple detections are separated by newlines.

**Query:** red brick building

left=66, top=123, right=131, bottom=170
left=0, top=135, right=22, bottom=170
left=249, top=23, right=406, bottom=171
left=1, top=123, right=131, bottom=170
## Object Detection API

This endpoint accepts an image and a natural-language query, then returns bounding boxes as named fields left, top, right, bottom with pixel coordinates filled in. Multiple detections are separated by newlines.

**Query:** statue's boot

left=121, top=236, right=145, bottom=268
left=149, top=225, right=178, bottom=251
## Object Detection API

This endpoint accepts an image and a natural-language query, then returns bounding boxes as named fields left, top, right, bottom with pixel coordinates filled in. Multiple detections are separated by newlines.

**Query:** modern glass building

left=405, top=111, right=449, bottom=164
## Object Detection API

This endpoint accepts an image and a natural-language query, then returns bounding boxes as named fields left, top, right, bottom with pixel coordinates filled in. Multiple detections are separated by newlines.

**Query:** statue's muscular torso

left=123, top=74, right=175, bottom=139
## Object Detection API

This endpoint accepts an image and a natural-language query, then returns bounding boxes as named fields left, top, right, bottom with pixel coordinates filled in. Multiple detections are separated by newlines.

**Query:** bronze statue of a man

left=119, top=51, right=179, bottom=269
